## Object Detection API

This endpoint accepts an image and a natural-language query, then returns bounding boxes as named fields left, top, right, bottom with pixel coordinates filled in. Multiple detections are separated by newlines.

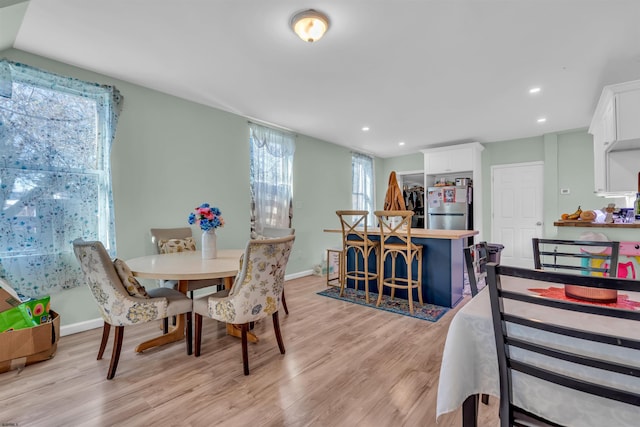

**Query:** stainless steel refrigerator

left=427, top=185, right=473, bottom=233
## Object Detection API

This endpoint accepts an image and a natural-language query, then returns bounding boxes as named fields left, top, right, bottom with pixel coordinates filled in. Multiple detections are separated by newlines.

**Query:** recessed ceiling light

left=537, top=117, right=547, bottom=123
left=529, top=87, right=541, bottom=94
left=399, top=141, right=405, bottom=146
left=362, top=126, right=370, bottom=132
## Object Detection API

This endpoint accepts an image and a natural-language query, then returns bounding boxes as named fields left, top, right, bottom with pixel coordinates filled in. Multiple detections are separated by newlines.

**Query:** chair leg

left=376, top=252, right=385, bottom=308
left=417, top=251, right=424, bottom=305
left=185, top=312, right=193, bottom=356
left=339, top=248, right=347, bottom=297
left=194, top=313, right=203, bottom=357
left=97, top=322, right=110, bottom=360
left=282, top=288, right=289, bottom=315
left=362, top=250, right=370, bottom=303
left=241, top=323, right=250, bottom=376
left=107, top=326, right=124, bottom=380
left=272, top=311, right=286, bottom=355
left=163, top=318, right=168, bottom=334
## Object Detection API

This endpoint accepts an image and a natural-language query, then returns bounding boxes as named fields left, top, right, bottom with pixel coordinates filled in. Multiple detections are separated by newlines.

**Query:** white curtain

left=0, top=59, right=121, bottom=296
left=249, top=123, right=295, bottom=236
left=351, top=152, right=375, bottom=226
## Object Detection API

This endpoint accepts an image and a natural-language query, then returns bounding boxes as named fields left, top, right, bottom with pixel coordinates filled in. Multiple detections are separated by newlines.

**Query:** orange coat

left=383, top=171, right=406, bottom=211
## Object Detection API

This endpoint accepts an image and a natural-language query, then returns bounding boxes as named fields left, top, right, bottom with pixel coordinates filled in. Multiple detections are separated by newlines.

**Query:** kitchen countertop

left=554, top=220, right=640, bottom=228
left=323, top=228, right=478, bottom=240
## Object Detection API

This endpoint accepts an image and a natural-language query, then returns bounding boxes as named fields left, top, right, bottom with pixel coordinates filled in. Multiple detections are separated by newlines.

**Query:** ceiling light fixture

left=537, top=117, right=547, bottom=123
left=290, top=9, right=330, bottom=43
left=529, top=87, right=541, bottom=94
left=399, top=141, right=406, bottom=146
left=362, top=126, right=370, bottom=132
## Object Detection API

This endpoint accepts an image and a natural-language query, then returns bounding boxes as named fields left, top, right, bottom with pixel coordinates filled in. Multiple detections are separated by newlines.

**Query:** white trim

left=59, top=269, right=314, bottom=336
left=60, top=317, right=103, bottom=337
left=285, top=269, right=313, bottom=280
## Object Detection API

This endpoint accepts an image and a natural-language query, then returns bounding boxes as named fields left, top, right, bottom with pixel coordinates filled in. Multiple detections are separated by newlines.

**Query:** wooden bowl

left=564, top=285, right=617, bottom=303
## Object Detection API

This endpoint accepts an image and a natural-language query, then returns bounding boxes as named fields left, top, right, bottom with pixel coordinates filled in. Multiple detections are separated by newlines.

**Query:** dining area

left=438, top=237, right=640, bottom=426
left=71, top=207, right=297, bottom=380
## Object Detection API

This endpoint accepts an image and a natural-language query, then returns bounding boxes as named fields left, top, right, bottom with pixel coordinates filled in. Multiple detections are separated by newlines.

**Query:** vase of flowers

left=188, top=203, right=225, bottom=259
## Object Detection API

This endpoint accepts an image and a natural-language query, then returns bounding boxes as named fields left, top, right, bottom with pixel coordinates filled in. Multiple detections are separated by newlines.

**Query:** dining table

left=126, top=249, right=245, bottom=353
left=436, top=274, right=640, bottom=427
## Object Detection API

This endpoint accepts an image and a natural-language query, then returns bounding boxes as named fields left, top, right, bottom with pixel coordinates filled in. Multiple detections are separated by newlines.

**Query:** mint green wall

left=1, top=49, right=355, bottom=327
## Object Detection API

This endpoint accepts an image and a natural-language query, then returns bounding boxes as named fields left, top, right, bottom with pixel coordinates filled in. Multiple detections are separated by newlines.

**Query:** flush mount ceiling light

left=290, top=9, right=330, bottom=43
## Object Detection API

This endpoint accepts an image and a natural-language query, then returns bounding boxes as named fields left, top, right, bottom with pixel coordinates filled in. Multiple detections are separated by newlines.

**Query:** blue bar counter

left=329, top=228, right=478, bottom=308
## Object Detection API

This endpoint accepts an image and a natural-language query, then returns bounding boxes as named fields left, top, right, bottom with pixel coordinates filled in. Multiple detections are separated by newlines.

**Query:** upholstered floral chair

left=193, top=234, right=295, bottom=375
left=150, top=227, right=224, bottom=333
left=256, top=227, right=295, bottom=315
left=73, top=239, right=193, bottom=379
left=150, top=227, right=224, bottom=296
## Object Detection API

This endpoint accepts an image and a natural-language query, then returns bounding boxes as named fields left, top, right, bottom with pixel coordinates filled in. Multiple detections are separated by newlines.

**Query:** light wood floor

left=1, top=275, right=499, bottom=427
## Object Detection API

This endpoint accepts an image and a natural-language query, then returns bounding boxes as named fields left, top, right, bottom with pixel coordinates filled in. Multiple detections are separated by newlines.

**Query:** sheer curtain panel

left=0, top=60, right=122, bottom=296
left=351, top=152, right=375, bottom=225
left=249, top=123, right=295, bottom=236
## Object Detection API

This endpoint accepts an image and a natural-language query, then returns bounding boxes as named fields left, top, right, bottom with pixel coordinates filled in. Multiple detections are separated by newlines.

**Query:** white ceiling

left=3, top=0, right=640, bottom=157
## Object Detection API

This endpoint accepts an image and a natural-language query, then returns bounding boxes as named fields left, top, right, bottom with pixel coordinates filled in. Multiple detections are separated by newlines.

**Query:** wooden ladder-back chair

left=374, top=210, right=423, bottom=314
left=335, top=210, right=380, bottom=303
left=486, top=263, right=640, bottom=426
left=73, top=239, right=192, bottom=379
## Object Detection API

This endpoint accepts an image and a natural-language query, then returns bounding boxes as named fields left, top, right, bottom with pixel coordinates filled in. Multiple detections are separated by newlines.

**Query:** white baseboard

left=285, top=269, right=313, bottom=280
left=60, top=318, right=103, bottom=337
left=60, top=270, right=314, bottom=336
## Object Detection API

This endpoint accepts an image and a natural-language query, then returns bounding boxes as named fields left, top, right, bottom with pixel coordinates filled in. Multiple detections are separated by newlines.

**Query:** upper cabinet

left=422, top=142, right=483, bottom=175
left=589, top=79, right=640, bottom=195
left=424, top=146, right=474, bottom=174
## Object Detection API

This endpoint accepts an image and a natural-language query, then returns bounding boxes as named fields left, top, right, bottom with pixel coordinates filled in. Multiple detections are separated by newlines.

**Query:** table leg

left=223, top=276, right=259, bottom=343
left=462, top=394, right=479, bottom=427
left=135, top=279, right=189, bottom=353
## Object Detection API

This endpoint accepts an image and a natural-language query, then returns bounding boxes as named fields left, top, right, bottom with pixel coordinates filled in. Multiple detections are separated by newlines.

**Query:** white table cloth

left=436, top=275, right=640, bottom=426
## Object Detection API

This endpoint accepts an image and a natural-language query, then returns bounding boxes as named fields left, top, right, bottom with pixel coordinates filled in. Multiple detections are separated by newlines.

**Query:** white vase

left=201, top=229, right=217, bottom=259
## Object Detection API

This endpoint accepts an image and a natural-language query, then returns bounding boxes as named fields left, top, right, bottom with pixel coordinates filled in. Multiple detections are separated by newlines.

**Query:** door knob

left=536, top=221, right=542, bottom=226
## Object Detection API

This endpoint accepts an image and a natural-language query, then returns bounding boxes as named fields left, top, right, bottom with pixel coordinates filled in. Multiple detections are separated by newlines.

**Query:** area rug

left=529, top=287, right=640, bottom=311
left=317, top=287, right=449, bottom=322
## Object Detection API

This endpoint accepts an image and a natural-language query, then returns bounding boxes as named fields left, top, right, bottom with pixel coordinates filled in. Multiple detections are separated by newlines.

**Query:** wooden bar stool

left=336, top=210, right=380, bottom=303
left=374, top=210, right=423, bottom=314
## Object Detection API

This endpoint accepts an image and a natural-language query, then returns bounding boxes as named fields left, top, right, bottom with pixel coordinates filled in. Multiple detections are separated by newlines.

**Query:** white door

left=491, top=162, right=544, bottom=268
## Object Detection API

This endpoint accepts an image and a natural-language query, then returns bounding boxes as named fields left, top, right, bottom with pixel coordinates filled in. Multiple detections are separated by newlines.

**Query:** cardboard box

left=0, top=310, right=60, bottom=373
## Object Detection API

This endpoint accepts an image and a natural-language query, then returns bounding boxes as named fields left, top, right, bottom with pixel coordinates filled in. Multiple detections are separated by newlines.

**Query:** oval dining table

left=126, top=249, right=250, bottom=352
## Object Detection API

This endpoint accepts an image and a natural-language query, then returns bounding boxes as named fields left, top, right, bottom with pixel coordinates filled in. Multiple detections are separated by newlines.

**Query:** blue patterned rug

left=317, top=287, right=449, bottom=322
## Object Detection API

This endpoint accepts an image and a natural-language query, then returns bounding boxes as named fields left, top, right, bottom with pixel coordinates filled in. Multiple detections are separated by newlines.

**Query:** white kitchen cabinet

left=616, top=89, right=640, bottom=142
left=589, top=79, right=640, bottom=195
left=424, top=147, right=473, bottom=174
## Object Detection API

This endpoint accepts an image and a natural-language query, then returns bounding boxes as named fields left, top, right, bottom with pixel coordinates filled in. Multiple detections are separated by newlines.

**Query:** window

left=0, top=60, right=122, bottom=296
left=351, top=152, right=375, bottom=225
left=249, top=123, right=295, bottom=236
